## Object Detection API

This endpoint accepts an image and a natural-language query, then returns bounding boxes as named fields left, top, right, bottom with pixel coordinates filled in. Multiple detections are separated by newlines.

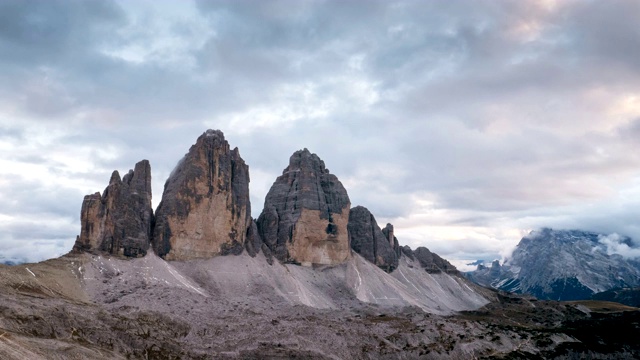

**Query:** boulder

left=257, top=149, right=350, bottom=266
left=152, top=129, right=251, bottom=260
left=73, top=160, right=153, bottom=257
left=347, top=206, right=398, bottom=272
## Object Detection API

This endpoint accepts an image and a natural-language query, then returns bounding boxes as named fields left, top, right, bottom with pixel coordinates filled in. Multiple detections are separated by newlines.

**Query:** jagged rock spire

left=73, top=160, right=153, bottom=257
left=152, top=129, right=251, bottom=260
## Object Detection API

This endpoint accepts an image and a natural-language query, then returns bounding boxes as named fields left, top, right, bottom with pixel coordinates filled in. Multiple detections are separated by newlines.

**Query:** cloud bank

left=1, top=0, right=640, bottom=264
left=597, top=233, right=640, bottom=259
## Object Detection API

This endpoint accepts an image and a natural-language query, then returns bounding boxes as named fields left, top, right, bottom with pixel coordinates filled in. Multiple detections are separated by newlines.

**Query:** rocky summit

left=153, top=129, right=251, bottom=260
left=257, top=148, right=351, bottom=266
left=73, top=160, right=153, bottom=258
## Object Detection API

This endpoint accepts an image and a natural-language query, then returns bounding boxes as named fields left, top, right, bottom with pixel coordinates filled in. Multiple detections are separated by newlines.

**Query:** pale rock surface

left=257, top=149, right=350, bottom=266
left=0, top=252, right=631, bottom=359
left=153, top=130, right=251, bottom=260
left=81, top=251, right=488, bottom=315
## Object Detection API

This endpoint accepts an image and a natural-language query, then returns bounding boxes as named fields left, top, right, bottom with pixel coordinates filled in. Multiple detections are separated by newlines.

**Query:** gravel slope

left=1, top=252, right=638, bottom=359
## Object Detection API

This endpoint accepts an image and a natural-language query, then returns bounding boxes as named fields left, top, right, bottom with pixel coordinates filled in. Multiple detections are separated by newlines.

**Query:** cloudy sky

left=2, top=0, right=640, bottom=269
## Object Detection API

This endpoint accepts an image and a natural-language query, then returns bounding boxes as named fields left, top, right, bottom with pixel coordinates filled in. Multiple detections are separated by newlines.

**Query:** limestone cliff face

left=152, top=129, right=251, bottom=260
left=73, top=160, right=153, bottom=257
left=348, top=206, right=398, bottom=272
left=257, top=149, right=351, bottom=266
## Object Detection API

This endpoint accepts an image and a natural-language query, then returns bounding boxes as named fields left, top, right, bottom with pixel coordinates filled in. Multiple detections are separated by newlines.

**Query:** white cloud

left=597, top=233, right=640, bottom=259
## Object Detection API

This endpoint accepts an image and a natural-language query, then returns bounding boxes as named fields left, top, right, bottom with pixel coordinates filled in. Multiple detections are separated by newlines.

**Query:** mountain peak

left=204, top=128, right=224, bottom=138
left=73, top=159, right=153, bottom=258
left=285, top=148, right=330, bottom=174
left=467, top=228, right=640, bottom=300
left=257, top=149, right=350, bottom=266
left=153, top=129, right=251, bottom=260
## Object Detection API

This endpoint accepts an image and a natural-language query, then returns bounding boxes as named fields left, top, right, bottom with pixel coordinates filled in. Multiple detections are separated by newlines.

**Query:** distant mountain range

left=467, top=228, right=640, bottom=301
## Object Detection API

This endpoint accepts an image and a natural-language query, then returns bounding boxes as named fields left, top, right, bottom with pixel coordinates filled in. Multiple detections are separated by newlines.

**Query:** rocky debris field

left=1, top=253, right=639, bottom=359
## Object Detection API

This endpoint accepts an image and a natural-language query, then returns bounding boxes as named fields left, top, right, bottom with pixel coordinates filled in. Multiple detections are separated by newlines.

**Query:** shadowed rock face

left=348, top=206, right=398, bottom=272
left=73, top=160, right=153, bottom=257
left=152, top=129, right=251, bottom=260
left=244, top=220, right=264, bottom=258
left=257, top=149, right=351, bottom=266
left=383, top=230, right=456, bottom=275
left=382, top=223, right=402, bottom=260
left=407, top=247, right=459, bottom=274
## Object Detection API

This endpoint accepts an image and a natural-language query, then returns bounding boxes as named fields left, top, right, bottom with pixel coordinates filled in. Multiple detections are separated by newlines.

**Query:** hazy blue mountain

left=467, top=228, right=640, bottom=301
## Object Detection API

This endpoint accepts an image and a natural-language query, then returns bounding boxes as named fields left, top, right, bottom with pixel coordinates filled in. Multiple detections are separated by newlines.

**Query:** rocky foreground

left=1, top=252, right=639, bottom=359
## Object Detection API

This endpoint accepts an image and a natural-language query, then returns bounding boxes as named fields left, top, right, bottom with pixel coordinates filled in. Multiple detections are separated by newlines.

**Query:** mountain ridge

left=467, top=228, right=640, bottom=301
left=67, top=129, right=465, bottom=280
left=1, top=131, right=640, bottom=359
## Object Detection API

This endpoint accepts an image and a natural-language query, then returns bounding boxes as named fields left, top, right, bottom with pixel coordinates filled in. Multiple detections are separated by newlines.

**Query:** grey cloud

left=0, top=1, right=217, bottom=126
left=2, top=220, right=76, bottom=242
left=0, top=0, right=125, bottom=64
left=2, top=0, right=640, bottom=264
left=0, top=175, right=84, bottom=219
left=562, top=0, right=640, bottom=72
left=0, top=234, right=72, bottom=263
left=0, top=125, right=25, bottom=141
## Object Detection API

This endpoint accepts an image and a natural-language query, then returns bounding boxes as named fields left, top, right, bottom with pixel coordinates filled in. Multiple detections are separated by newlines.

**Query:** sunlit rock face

left=152, top=129, right=251, bottom=260
left=257, top=149, right=351, bottom=266
left=73, top=160, right=153, bottom=258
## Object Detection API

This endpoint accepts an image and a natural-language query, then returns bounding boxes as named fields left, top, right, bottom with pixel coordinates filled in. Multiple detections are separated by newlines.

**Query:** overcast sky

left=2, top=0, right=640, bottom=269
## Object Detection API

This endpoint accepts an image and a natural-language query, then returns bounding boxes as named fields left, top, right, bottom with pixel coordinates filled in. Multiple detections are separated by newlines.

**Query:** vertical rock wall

left=347, top=206, right=399, bottom=272
left=73, top=160, right=153, bottom=257
left=152, top=130, right=251, bottom=260
left=257, top=149, right=351, bottom=266
left=382, top=223, right=402, bottom=260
